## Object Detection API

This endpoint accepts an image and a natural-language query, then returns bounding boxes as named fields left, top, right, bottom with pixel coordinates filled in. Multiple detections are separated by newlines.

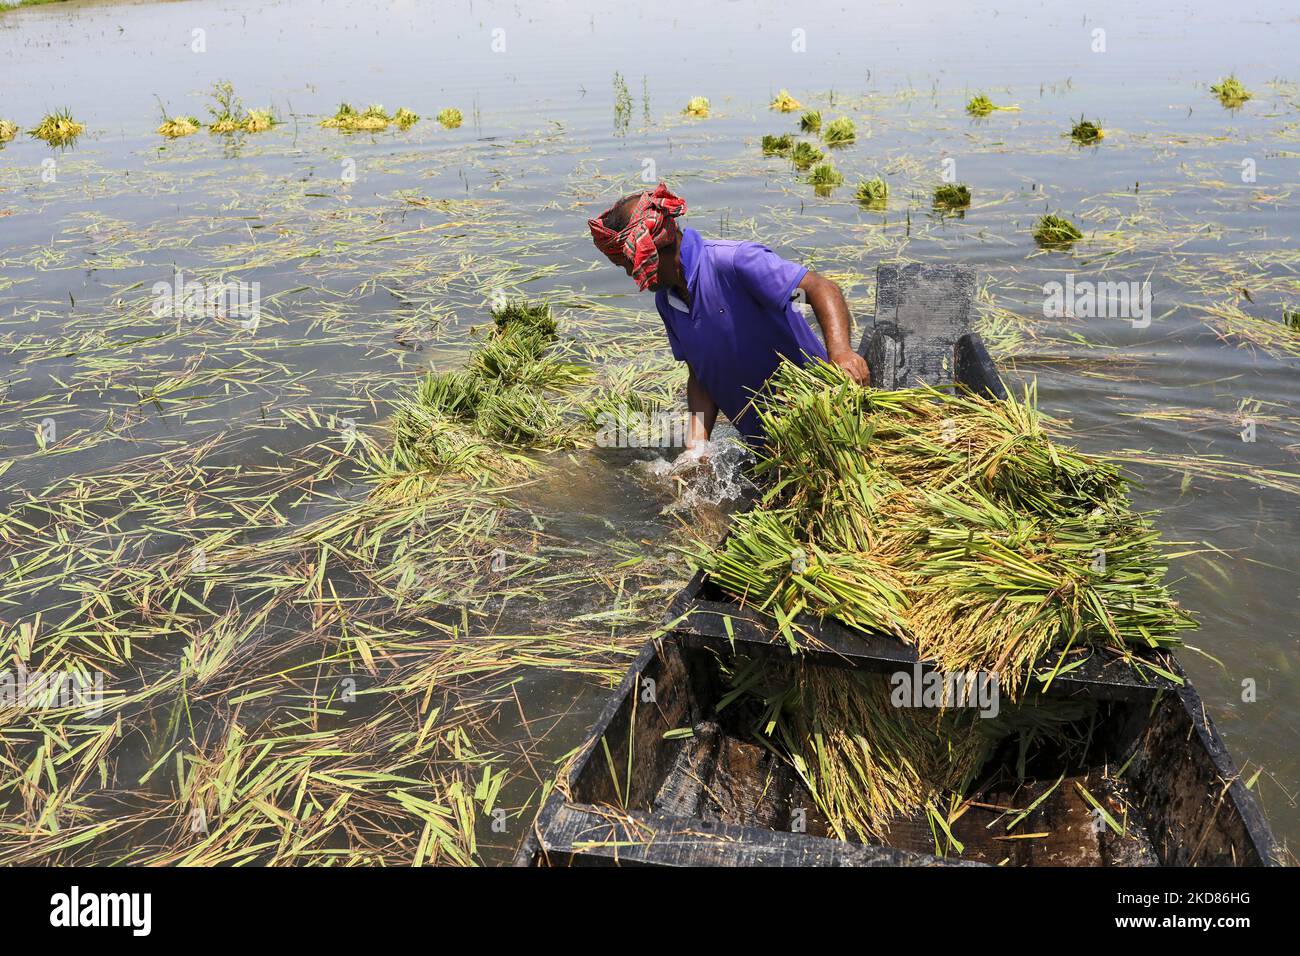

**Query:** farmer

left=589, top=184, right=869, bottom=454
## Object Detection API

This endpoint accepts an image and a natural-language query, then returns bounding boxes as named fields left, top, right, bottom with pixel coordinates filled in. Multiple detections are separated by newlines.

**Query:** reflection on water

left=0, top=0, right=1297, bottom=861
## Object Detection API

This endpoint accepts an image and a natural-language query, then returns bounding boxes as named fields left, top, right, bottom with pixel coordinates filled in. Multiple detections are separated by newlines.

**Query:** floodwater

left=1, top=0, right=1297, bottom=863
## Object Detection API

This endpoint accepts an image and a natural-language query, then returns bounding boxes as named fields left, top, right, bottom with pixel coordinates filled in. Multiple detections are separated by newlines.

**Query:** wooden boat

left=516, top=264, right=1280, bottom=867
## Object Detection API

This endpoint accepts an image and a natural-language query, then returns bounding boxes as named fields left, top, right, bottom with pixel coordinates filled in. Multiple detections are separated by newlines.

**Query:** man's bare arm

left=686, top=367, right=719, bottom=450
left=798, top=271, right=870, bottom=385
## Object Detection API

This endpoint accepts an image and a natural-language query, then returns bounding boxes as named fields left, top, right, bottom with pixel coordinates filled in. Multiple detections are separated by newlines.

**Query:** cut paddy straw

left=694, top=359, right=1195, bottom=699
left=1210, top=75, right=1252, bottom=108
left=720, top=655, right=1096, bottom=845
left=29, top=109, right=85, bottom=146
left=769, top=89, right=802, bottom=112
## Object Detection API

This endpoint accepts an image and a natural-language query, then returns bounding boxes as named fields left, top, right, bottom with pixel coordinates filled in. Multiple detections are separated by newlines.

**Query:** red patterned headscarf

left=588, top=184, right=687, bottom=291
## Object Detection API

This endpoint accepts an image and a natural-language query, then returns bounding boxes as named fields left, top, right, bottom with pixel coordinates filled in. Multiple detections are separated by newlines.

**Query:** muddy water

left=1, top=0, right=1297, bottom=860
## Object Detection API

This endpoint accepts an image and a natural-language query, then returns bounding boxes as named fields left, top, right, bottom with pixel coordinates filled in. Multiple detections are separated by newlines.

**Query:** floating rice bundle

left=1210, top=75, right=1251, bottom=108
left=0, top=119, right=18, bottom=142
left=791, top=140, right=823, bottom=170
left=1034, top=213, right=1083, bottom=246
left=805, top=162, right=843, bottom=194
left=822, top=116, right=856, bottom=146
left=769, top=89, right=802, bottom=112
left=683, top=96, right=710, bottom=117
left=29, top=109, right=84, bottom=146
left=394, top=107, right=420, bottom=130
left=799, top=109, right=821, bottom=133
left=436, top=107, right=463, bottom=129
left=321, top=103, right=390, bottom=131
left=695, top=359, right=1194, bottom=698
left=855, top=177, right=888, bottom=207
left=1069, top=116, right=1104, bottom=144
left=933, top=183, right=971, bottom=209
left=206, top=81, right=275, bottom=133
left=965, top=94, right=1019, bottom=117
left=761, top=133, right=794, bottom=156
left=156, top=115, right=201, bottom=138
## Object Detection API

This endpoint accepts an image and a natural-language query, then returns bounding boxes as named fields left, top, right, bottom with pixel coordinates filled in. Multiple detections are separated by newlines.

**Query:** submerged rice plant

left=791, top=140, right=823, bottom=170
left=29, top=108, right=84, bottom=146
left=0, top=118, right=18, bottom=142
left=683, top=96, right=710, bottom=117
left=761, top=133, right=794, bottom=155
left=799, top=109, right=822, bottom=133
left=155, top=99, right=201, bottom=139
left=932, top=183, right=971, bottom=209
left=855, top=177, right=888, bottom=206
left=769, top=89, right=802, bottom=112
left=822, top=116, right=856, bottom=146
left=1069, top=116, right=1104, bottom=144
left=694, top=359, right=1194, bottom=699
left=436, top=107, right=464, bottom=129
left=1034, top=213, right=1084, bottom=246
left=1210, top=75, right=1252, bottom=107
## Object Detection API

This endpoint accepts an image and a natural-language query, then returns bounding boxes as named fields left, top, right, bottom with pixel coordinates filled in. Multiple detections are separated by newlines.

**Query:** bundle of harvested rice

left=683, top=96, right=710, bottom=117
left=1210, top=75, right=1251, bottom=108
left=1034, top=213, right=1083, bottom=246
left=379, top=301, right=590, bottom=488
left=761, top=133, right=794, bottom=156
left=436, top=107, right=463, bottom=129
left=721, top=656, right=1096, bottom=845
left=791, top=140, right=823, bottom=170
left=694, top=359, right=1194, bottom=697
left=799, top=110, right=822, bottom=133
left=855, top=177, right=888, bottom=206
left=933, top=183, right=971, bottom=209
left=822, top=116, right=856, bottom=146
left=29, top=109, right=84, bottom=146
left=769, top=89, right=802, bottom=112
left=1069, top=117, right=1104, bottom=144
left=156, top=115, right=201, bottom=138
left=0, top=119, right=18, bottom=142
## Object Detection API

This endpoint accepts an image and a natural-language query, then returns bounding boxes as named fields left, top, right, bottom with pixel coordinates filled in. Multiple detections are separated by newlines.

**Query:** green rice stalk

left=855, top=177, right=888, bottom=206
left=791, top=140, right=823, bottom=170
left=799, top=110, right=822, bottom=133
left=1034, top=213, right=1084, bottom=246
left=822, top=116, right=856, bottom=146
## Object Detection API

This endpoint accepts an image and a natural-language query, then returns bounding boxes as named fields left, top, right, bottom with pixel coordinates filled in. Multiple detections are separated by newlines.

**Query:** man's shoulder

left=698, top=238, right=781, bottom=273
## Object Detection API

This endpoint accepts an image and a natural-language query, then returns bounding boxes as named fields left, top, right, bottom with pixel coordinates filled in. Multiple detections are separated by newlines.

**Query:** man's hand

left=829, top=348, right=871, bottom=386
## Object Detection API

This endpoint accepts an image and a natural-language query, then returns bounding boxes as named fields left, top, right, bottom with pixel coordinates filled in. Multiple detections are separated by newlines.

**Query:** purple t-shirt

left=655, top=228, right=827, bottom=442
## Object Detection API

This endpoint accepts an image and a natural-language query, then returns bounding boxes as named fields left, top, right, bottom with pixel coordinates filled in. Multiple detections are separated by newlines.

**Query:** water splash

left=634, top=439, right=753, bottom=511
